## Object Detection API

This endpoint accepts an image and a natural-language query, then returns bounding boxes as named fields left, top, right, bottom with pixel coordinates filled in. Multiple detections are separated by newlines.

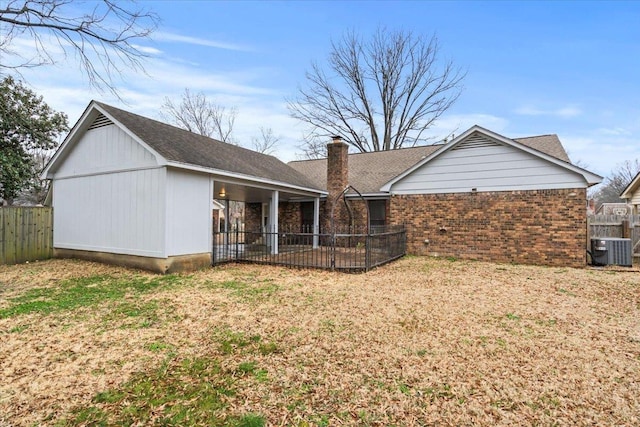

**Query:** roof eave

left=165, top=160, right=327, bottom=197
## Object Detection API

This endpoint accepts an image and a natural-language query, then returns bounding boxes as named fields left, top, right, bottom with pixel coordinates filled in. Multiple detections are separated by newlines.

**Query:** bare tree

left=0, top=0, right=158, bottom=96
left=250, top=127, right=280, bottom=155
left=160, top=89, right=237, bottom=143
left=288, top=27, right=465, bottom=157
left=592, top=159, right=640, bottom=206
left=296, top=135, right=327, bottom=160
left=14, top=149, right=55, bottom=205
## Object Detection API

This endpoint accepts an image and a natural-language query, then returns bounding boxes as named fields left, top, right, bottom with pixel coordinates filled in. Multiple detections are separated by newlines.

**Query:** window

left=368, top=200, right=386, bottom=229
left=300, top=202, right=314, bottom=232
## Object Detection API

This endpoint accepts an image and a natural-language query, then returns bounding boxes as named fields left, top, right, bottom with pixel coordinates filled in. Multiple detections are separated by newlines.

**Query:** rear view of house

left=43, top=101, right=601, bottom=272
left=287, top=126, right=601, bottom=267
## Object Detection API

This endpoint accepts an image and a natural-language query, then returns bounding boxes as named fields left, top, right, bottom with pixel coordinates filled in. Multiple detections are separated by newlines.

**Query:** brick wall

left=279, top=202, right=301, bottom=231
left=245, top=203, right=262, bottom=232
left=390, top=188, right=587, bottom=267
left=245, top=201, right=303, bottom=232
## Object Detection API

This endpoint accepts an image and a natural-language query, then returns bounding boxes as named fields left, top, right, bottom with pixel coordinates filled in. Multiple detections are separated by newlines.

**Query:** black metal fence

left=212, top=224, right=406, bottom=272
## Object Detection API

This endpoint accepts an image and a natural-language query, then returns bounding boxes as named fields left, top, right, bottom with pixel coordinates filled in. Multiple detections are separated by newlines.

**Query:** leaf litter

left=0, top=257, right=638, bottom=425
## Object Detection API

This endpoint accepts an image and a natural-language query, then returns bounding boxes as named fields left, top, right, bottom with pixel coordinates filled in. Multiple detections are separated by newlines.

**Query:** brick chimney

left=326, top=135, right=349, bottom=229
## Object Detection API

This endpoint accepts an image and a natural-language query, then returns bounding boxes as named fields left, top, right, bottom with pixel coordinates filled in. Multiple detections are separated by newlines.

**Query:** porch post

left=270, top=190, right=279, bottom=254
left=313, top=197, right=320, bottom=248
left=223, top=199, right=230, bottom=247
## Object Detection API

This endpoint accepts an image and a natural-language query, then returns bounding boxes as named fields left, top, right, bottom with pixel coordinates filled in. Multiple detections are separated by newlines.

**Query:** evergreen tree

left=0, top=76, right=68, bottom=205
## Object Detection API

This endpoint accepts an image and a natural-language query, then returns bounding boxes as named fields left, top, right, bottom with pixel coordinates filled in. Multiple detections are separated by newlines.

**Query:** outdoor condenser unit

left=590, top=238, right=632, bottom=267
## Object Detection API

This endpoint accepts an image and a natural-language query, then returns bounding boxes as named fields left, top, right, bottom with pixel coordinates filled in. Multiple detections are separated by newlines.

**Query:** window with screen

left=368, top=200, right=386, bottom=229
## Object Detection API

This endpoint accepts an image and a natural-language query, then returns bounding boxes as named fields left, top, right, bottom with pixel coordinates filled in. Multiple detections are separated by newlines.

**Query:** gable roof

left=620, top=170, right=640, bottom=200
left=381, top=126, right=601, bottom=192
left=289, top=126, right=591, bottom=194
left=44, top=101, right=322, bottom=193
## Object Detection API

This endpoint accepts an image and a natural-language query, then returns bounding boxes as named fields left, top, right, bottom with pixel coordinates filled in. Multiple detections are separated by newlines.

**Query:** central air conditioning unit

left=590, top=238, right=632, bottom=267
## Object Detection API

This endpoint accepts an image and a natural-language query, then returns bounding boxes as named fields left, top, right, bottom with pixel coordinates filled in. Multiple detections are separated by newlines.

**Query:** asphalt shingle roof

left=289, top=146, right=439, bottom=194
left=514, top=134, right=571, bottom=163
left=95, top=102, right=321, bottom=191
left=95, top=101, right=572, bottom=194
left=288, top=134, right=572, bottom=193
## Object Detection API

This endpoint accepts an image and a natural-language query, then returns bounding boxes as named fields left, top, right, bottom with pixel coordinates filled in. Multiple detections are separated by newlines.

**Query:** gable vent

left=452, top=133, right=501, bottom=150
left=87, top=113, right=114, bottom=130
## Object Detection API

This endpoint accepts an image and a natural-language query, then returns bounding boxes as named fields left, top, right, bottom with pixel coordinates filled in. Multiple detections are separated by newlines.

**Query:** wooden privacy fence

left=587, top=214, right=640, bottom=255
left=0, top=207, right=53, bottom=265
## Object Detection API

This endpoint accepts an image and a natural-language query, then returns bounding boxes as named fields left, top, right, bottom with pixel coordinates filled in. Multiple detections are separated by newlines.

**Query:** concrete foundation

left=54, top=248, right=212, bottom=274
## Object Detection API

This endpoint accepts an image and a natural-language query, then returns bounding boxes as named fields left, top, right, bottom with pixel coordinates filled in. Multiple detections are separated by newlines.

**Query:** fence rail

left=213, top=225, right=406, bottom=272
left=0, top=207, right=53, bottom=265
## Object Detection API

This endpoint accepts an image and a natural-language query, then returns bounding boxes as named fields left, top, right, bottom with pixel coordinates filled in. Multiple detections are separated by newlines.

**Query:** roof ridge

left=94, top=101, right=284, bottom=162
left=288, top=143, right=440, bottom=164
left=93, top=101, right=322, bottom=191
left=514, top=134, right=557, bottom=140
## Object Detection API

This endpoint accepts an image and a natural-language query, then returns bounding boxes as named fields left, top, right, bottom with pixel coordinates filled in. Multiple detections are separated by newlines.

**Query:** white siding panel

left=53, top=168, right=166, bottom=257
left=391, top=143, right=586, bottom=194
left=165, top=168, right=211, bottom=256
left=631, top=191, right=640, bottom=205
left=56, top=124, right=157, bottom=177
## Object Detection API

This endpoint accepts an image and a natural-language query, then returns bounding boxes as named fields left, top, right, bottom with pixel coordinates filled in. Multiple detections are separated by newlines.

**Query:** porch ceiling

left=213, top=181, right=320, bottom=203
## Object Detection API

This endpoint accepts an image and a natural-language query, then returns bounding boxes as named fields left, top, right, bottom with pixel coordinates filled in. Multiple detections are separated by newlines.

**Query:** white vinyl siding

left=165, top=168, right=212, bottom=256
left=53, top=168, right=166, bottom=257
left=631, top=190, right=640, bottom=206
left=391, top=138, right=586, bottom=194
left=55, top=124, right=158, bottom=178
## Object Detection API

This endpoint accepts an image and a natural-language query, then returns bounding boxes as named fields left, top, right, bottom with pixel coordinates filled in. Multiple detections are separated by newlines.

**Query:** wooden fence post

left=586, top=215, right=591, bottom=255
left=622, top=219, right=631, bottom=239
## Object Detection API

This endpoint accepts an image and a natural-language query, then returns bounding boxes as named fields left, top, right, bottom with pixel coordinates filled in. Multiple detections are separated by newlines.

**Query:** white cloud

left=131, top=44, right=163, bottom=55
left=515, top=105, right=582, bottom=118
left=555, top=106, right=582, bottom=118
left=153, top=31, right=251, bottom=51
left=596, top=127, right=632, bottom=136
left=560, top=134, right=640, bottom=176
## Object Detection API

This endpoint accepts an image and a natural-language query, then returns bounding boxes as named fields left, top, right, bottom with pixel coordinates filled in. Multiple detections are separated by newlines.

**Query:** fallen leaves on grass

left=0, top=257, right=638, bottom=426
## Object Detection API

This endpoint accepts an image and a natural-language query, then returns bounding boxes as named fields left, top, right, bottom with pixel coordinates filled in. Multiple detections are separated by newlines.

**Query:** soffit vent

left=452, top=132, right=501, bottom=150
left=87, top=113, right=114, bottom=130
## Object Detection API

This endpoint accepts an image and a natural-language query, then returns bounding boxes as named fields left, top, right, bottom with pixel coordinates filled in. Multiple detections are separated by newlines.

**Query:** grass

left=1, top=257, right=639, bottom=426
left=57, top=355, right=265, bottom=427
left=212, top=278, right=279, bottom=302
left=0, top=274, right=181, bottom=319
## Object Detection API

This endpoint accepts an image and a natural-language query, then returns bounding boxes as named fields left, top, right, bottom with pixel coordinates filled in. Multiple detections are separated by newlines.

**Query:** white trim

left=391, top=181, right=592, bottom=195
left=50, top=165, right=164, bottom=180
left=269, top=190, right=279, bottom=254
left=313, top=197, right=320, bottom=249
left=166, top=161, right=326, bottom=197
left=380, top=125, right=602, bottom=191
left=208, top=177, right=215, bottom=253
left=620, top=171, right=640, bottom=200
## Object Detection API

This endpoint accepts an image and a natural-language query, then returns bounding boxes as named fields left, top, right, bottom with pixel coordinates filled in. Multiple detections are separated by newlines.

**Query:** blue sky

left=12, top=0, right=640, bottom=178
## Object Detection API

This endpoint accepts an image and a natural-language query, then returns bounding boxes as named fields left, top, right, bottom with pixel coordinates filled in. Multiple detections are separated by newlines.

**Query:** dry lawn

left=0, top=257, right=639, bottom=426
